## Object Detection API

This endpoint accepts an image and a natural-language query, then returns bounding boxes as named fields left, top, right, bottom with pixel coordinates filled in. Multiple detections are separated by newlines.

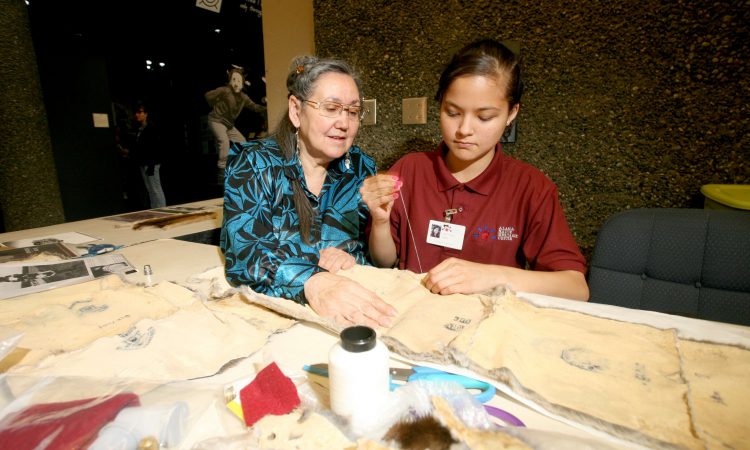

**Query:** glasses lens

left=312, top=101, right=365, bottom=120
left=346, top=105, right=363, bottom=120
left=319, top=101, right=342, bottom=117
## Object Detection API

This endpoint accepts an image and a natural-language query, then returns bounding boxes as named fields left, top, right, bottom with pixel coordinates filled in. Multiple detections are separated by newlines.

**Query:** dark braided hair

left=436, top=39, right=523, bottom=135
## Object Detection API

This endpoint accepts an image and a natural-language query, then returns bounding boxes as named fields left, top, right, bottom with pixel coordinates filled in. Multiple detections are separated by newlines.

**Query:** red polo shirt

left=387, top=143, right=587, bottom=274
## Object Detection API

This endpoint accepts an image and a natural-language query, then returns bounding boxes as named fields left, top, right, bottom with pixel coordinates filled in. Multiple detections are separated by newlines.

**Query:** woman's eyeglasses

left=304, top=100, right=367, bottom=121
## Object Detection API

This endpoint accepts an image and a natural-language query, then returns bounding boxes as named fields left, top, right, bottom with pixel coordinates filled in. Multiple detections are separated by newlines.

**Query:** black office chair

left=587, top=208, right=750, bottom=326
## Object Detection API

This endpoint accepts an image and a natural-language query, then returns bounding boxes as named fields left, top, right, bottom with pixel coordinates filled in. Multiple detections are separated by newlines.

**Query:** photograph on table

left=0, top=254, right=136, bottom=300
left=0, top=260, right=89, bottom=299
left=0, top=242, right=78, bottom=264
left=2, top=232, right=99, bottom=249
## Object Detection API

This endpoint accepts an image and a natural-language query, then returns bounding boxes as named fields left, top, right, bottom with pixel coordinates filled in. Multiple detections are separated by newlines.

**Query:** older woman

left=221, top=56, right=397, bottom=328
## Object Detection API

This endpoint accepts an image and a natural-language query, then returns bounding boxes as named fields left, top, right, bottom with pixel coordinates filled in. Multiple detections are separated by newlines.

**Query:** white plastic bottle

left=328, top=326, right=390, bottom=435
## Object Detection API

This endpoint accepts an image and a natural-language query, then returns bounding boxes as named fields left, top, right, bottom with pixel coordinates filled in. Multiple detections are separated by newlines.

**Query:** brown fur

left=132, top=211, right=216, bottom=230
left=383, top=416, right=456, bottom=450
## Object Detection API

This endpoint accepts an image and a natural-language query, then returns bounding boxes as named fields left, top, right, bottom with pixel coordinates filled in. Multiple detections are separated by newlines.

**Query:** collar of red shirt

left=433, top=142, right=504, bottom=196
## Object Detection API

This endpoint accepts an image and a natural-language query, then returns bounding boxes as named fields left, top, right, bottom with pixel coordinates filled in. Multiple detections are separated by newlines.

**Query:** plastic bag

left=0, top=326, right=23, bottom=363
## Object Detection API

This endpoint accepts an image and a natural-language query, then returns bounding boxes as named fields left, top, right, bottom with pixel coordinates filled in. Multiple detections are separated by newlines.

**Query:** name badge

left=426, top=220, right=465, bottom=250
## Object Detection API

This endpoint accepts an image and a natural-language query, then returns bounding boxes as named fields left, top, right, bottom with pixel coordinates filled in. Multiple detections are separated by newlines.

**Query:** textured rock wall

left=312, top=0, right=749, bottom=258
left=0, top=0, right=65, bottom=231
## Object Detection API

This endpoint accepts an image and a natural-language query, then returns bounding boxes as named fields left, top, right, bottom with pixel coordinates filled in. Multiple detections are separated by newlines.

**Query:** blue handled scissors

left=303, top=363, right=524, bottom=427
left=389, top=366, right=496, bottom=404
left=391, top=367, right=525, bottom=426
left=303, top=364, right=496, bottom=404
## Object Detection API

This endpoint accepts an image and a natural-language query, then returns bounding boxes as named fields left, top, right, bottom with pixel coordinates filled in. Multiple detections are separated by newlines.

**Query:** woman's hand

left=305, top=272, right=398, bottom=328
left=318, top=247, right=356, bottom=273
left=422, top=258, right=503, bottom=295
left=360, top=174, right=402, bottom=224
left=360, top=174, right=401, bottom=268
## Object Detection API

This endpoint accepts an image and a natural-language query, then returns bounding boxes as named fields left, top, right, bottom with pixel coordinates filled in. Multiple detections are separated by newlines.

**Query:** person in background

left=121, top=102, right=166, bottom=209
left=114, top=102, right=147, bottom=210
left=205, top=67, right=267, bottom=177
left=361, top=39, right=589, bottom=301
left=220, top=55, right=397, bottom=328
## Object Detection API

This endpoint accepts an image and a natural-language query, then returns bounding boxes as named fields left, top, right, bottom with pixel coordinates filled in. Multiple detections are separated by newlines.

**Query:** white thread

left=399, top=193, right=423, bottom=273
left=329, top=326, right=390, bottom=436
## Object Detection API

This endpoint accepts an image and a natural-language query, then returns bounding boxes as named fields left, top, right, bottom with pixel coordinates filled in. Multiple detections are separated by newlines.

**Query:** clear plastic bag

left=386, top=378, right=495, bottom=430
left=0, top=326, right=23, bottom=363
left=0, top=374, right=237, bottom=450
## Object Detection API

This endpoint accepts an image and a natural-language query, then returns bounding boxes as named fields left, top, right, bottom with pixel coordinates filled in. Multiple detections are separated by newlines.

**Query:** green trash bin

left=701, top=184, right=750, bottom=211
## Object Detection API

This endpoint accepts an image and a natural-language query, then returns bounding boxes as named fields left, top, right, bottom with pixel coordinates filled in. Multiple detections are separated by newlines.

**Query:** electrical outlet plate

left=362, top=99, right=376, bottom=126
left=402, top=97, right=427, bottom=124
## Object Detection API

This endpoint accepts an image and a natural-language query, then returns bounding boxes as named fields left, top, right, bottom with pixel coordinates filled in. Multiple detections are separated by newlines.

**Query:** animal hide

left=236, top=264, right=750, bottom=450
left=131, top=211, right=217, bottom=230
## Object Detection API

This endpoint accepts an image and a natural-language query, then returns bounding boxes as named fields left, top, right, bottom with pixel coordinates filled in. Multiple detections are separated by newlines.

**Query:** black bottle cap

left=340, top=326, right=377, bottom=352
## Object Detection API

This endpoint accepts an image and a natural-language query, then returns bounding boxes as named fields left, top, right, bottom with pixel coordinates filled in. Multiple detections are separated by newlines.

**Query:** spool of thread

left=143, top=265, right=153, bottom=287
left=328, top=326, right=390, bottom=435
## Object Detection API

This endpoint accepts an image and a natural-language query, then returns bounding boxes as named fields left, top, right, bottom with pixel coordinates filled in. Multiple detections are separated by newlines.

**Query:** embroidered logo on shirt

left=472, top=226, right=497, bottom=241
left=497, top=226, right=519, bottom=241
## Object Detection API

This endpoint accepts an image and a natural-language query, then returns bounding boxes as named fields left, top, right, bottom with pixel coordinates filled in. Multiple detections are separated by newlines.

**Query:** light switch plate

left=402, top=97, right=427, bottom=124
left=362, top=99, right=376, bottom=125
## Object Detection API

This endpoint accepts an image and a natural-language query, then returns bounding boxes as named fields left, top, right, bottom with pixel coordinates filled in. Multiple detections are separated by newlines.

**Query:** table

left=0, top=198, right=223, bottom=249
left=1, top=236, right=748, bottom=449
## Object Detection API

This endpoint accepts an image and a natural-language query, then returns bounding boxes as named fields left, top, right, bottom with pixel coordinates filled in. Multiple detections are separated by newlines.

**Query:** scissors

left=304, top=363, right=495, bottom=404
left=303, top=363, right=524, bottom=427
left=389, top=366, right=496, bottom=404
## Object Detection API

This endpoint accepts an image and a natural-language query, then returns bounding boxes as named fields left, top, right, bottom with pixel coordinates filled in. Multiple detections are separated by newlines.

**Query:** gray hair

left=273, top=55, right=363, bottom=246
left=286, top=55, right=363, bottom=102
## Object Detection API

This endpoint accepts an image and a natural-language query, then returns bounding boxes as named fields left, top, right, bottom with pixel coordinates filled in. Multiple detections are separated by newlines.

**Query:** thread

left=328, top=326, right=390, bottom=435
left=399, top=192, right=423, bottom=273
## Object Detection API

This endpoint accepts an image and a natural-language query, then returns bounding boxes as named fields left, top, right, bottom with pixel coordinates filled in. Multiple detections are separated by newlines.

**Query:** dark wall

left=39, top=50, right=126, bottom=220
left=313, top=0, right=750, bottom=258
left=20, top=0, right=266, bottom=222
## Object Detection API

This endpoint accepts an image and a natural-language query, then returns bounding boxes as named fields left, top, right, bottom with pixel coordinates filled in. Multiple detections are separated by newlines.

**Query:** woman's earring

left=344, top=151, right=351, bottom=170
left=295, top=129, right=301, bottom=158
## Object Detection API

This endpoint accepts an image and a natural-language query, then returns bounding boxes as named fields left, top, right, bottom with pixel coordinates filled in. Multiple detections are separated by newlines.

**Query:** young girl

left=361, top=39, right=589, bottom=301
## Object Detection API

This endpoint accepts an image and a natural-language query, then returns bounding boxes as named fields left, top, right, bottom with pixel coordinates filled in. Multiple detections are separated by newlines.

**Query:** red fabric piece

left=239, top=361, right=300, bottom=427
left=0, top=392, right=140, bottom=450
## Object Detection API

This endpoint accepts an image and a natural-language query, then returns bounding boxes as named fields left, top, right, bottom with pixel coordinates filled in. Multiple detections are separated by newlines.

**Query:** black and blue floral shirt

left=220, top=137, right=377, bottom=303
